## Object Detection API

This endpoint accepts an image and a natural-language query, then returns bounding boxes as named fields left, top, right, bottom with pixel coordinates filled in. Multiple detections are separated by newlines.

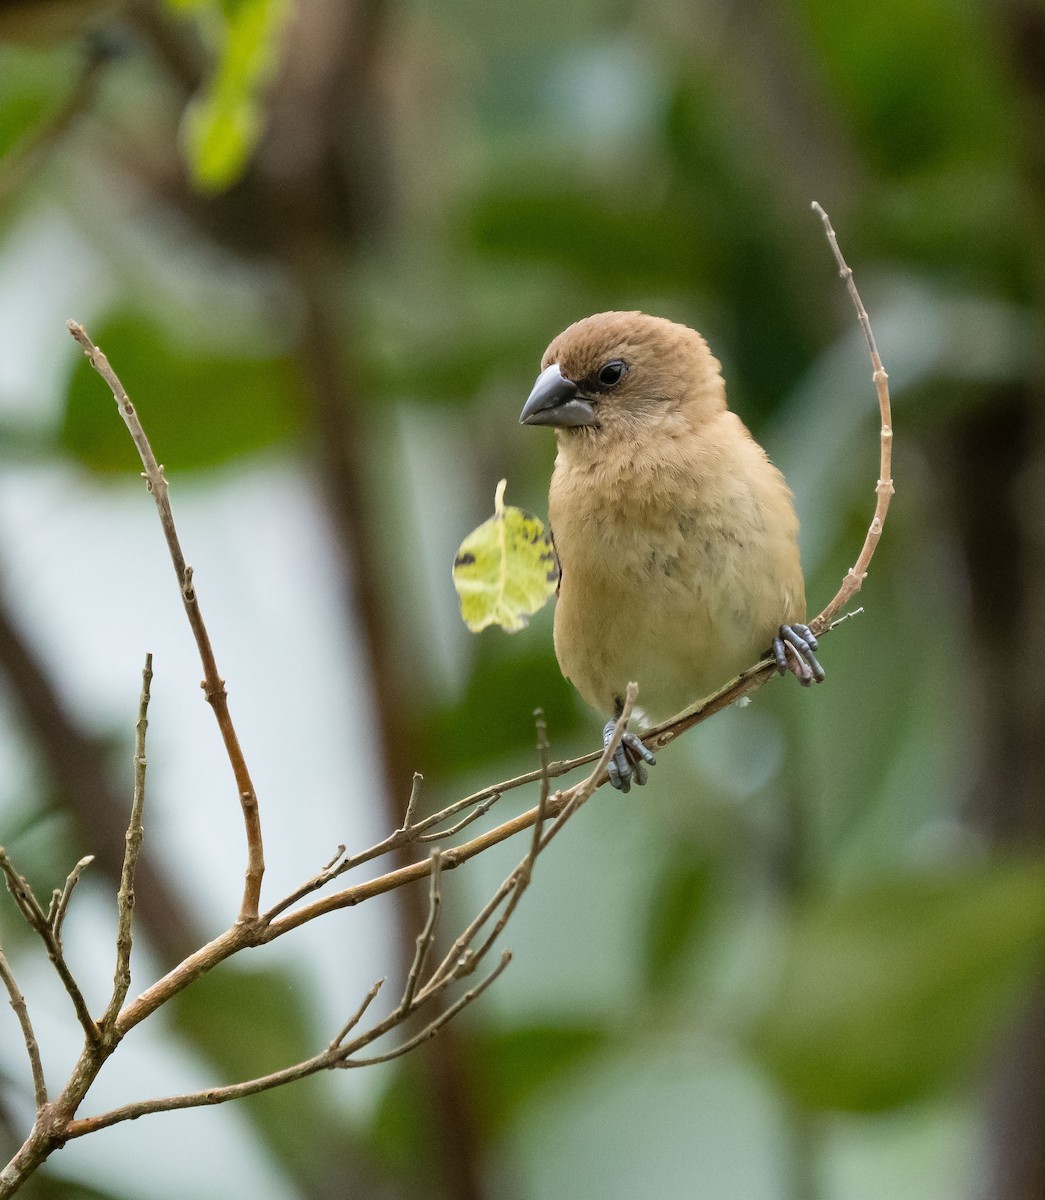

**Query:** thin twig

left=345, top=952, right=511, bottom=1068
left=66, top=321, right=265, bottom=923
left=415, top=793, right=502, bottom=843
left=100, top=654, right=153, bottom=1036
left=0, top=848, right=99, bottom=1043
left=807, top=202, right=894, bottom=632
left=261, top=829, right=411, bottom=921
left=63, top=1040, right=357, bottom=1137
left=264, top=778, right=516, bottom=921
left=399, top=850, right=443, bottom=1013
left=421, top=687, right=636, bottom=999
left=464, top=713, right=557, bottom=966
left=0, top=947, right=46, bottom=1112
left=529, top=711, right=552, bottom=872
left=536, top=683, right=636, bottom=854
left=329, top=978, right=385, bottom=1048
left=399, top=773, right=423, bottom=832
left=49, top=855, right=94, bottom=944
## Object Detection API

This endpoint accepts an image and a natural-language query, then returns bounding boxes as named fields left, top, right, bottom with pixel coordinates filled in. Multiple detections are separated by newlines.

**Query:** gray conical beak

left=519, top=364, right=597, bottom=428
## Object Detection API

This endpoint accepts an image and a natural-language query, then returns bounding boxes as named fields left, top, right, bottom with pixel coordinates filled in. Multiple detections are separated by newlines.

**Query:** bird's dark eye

left=597, top=360, right=626, bottom=388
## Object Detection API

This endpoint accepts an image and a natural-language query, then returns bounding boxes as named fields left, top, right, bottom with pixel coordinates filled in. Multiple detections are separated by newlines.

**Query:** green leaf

left=61, top=312, right=302, bottom=472
left=453, top=478, right=558, bottom=633
left=182, top=88, right=260, bottom=191
left=749, top=861, right=1045, bottom=1112
left=169, top=0, right=289, bottom=192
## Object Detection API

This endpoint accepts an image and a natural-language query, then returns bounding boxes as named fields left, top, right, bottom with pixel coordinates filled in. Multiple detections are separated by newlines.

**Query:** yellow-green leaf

left=453, top=479, right=558, bottom=633
left=170, top=0, right=289, bottom=193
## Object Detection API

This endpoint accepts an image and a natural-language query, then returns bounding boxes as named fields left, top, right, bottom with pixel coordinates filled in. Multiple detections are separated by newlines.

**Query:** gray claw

left=773, top=622, right=826, bottom=686
left=603, top=722, right=656, bottom=792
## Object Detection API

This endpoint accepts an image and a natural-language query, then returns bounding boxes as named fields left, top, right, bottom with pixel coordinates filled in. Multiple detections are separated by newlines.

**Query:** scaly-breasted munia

left=520, top=311, right=823, bottom=790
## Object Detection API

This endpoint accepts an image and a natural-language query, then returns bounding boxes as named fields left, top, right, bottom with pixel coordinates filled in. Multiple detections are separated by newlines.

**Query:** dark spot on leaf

left=455, top=552, right=476, bottom=567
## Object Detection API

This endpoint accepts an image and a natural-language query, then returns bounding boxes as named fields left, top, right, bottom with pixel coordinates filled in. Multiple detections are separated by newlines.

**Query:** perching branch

left=56, top=686, right=638, bottom=1143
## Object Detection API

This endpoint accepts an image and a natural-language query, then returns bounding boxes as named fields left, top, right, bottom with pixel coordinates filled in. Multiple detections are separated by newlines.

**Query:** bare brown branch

left=66, top=321, right=265, bottom=923
left=61, top=952, right=512, bottom=1140
left=329, top=977, right=385, bottom=1048
left=808, top=201, right=894, bottom=632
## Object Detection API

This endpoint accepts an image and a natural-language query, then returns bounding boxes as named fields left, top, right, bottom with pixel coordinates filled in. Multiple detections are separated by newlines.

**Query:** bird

left=519, top=311, right=823, bottom=791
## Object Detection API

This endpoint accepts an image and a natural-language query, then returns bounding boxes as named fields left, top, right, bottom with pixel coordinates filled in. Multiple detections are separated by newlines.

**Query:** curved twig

left=66, top=322, right=265, bottom=923
left=807, top=201, right=894, bottom=632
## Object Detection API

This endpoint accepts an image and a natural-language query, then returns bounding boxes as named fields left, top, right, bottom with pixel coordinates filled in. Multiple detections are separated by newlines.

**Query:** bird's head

left=519, top=311, right=726, bottom=445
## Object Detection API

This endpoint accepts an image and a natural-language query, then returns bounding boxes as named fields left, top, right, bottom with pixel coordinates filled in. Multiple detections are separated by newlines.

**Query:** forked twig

left=329, top=977, right=385, bottom=1048
left=0, top=849, right=99, bottom=1044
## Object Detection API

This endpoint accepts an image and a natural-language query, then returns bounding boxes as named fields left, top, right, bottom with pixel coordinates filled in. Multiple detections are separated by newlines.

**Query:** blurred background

left=0, top=0, right=1043, bottom=1197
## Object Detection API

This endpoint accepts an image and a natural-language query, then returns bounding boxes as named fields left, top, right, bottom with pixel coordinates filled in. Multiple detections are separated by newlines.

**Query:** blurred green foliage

left=751, top=862, right=1045, bottom=1111
left=0, top=45, right=82, bottom=159
left=62, top=311, right=302, bottom=471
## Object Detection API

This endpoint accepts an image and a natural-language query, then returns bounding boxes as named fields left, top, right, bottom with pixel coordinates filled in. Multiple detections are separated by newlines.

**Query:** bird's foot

left=773, top=623, right=826, bottom=687
left=603, top=720, right=656, bottom=792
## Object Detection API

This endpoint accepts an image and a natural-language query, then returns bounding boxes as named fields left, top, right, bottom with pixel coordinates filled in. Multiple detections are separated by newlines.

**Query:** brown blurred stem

left=970, top=8, right=1045, bottom=1199
left=282, top=230, right=488, bottom=1200
left=251, top=0, right=489, bottom=1191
